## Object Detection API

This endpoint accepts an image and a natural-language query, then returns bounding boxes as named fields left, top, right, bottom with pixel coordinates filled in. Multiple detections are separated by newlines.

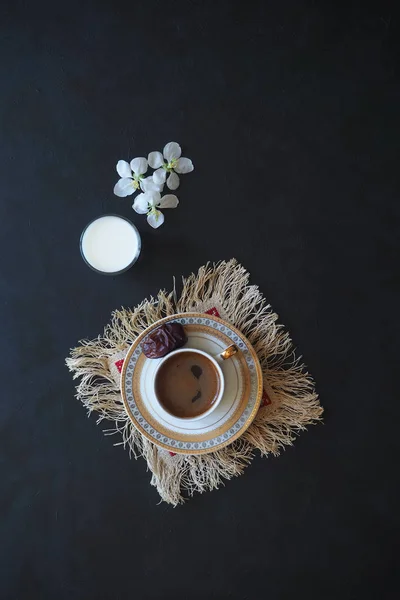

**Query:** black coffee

left=155, top=351, right=220, bottom=418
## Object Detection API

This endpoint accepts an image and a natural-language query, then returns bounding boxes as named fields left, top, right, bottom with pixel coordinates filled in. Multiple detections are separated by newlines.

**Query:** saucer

left=121, top=313, right=263, bottom=455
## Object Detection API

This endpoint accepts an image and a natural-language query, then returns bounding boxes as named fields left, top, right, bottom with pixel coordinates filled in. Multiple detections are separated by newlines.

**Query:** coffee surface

left=155, top=351, right=220, bottom=418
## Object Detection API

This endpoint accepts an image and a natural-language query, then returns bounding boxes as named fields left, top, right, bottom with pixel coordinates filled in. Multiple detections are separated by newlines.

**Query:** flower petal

left=130, top=157, right=148, bottom=176
left=132, top=193, right=149, bottom=214
left=148, top=151, right=164, bottom=169
left=146, top=190, right=161, bottom=207
left=113, top=178, right=135, bottom=197
left=167, top=172, right=180, bottom=190
left=163, top=141, right=181, bottom=162
left=153, top=168, right=167, bottom=186
left=147, top=209, right=165, bottom=228
left=116, top=160, right=132, bottom=178
left=158, top=194, right=179, bottom=209
left=140, top=176, right=164, bottom=193
left=175, top=157, right=194, bottom=174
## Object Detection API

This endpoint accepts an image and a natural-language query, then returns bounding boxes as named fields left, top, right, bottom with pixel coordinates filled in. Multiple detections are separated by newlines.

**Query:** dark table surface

left=1, top=1, right=399, bottom=599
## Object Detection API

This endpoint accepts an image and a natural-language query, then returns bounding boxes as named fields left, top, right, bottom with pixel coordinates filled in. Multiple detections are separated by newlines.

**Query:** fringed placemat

left=66, top=259, right=323, bottom=505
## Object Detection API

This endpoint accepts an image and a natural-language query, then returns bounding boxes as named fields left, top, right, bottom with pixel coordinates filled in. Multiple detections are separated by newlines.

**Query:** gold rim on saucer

left=121, top=313, right=263, bottom=455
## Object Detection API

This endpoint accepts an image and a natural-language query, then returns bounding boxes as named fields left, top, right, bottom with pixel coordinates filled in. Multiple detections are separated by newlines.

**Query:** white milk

left=81, top=216, right=140, bottom=273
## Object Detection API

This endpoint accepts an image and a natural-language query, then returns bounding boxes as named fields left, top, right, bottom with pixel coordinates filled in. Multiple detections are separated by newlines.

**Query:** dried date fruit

left=165, top=322, right=187, bottom=348
left=142, top=322, right=188, bottom=358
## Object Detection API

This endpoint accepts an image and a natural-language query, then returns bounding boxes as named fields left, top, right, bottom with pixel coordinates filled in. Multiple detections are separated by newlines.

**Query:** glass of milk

left=80, top=215, right=141, bottom=275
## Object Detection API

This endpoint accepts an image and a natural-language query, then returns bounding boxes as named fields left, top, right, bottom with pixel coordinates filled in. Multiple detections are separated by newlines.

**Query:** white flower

left=140, top=175, right=164, bottom=193
left=148, top=142, right=194, bottom=190
left=114, top=157, right=163, bottom=197
left=133, top=191, right=179, bottom=228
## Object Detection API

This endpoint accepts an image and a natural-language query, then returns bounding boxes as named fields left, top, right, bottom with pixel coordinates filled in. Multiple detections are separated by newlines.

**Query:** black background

left=1, top=1, right=399, bottom=599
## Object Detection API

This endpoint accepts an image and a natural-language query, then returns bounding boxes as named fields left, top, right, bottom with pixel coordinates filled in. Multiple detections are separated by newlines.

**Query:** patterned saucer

left=121, top=313, right=263, bottom=455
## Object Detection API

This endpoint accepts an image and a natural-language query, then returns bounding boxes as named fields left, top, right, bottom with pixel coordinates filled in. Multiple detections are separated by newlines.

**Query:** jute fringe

left=66, top=259, right=323, bottom=505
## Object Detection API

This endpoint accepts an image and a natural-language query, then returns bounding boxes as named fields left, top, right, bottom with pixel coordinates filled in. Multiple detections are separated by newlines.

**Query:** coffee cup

left=153, top=345, right=238, bottom=421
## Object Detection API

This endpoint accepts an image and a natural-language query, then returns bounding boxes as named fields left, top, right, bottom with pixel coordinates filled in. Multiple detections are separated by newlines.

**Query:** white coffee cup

left=153, top=345, right=238, bottom=422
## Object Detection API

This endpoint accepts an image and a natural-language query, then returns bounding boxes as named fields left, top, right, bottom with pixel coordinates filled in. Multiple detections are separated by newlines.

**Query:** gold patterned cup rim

left=121, top=313, right=263, bottom=455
